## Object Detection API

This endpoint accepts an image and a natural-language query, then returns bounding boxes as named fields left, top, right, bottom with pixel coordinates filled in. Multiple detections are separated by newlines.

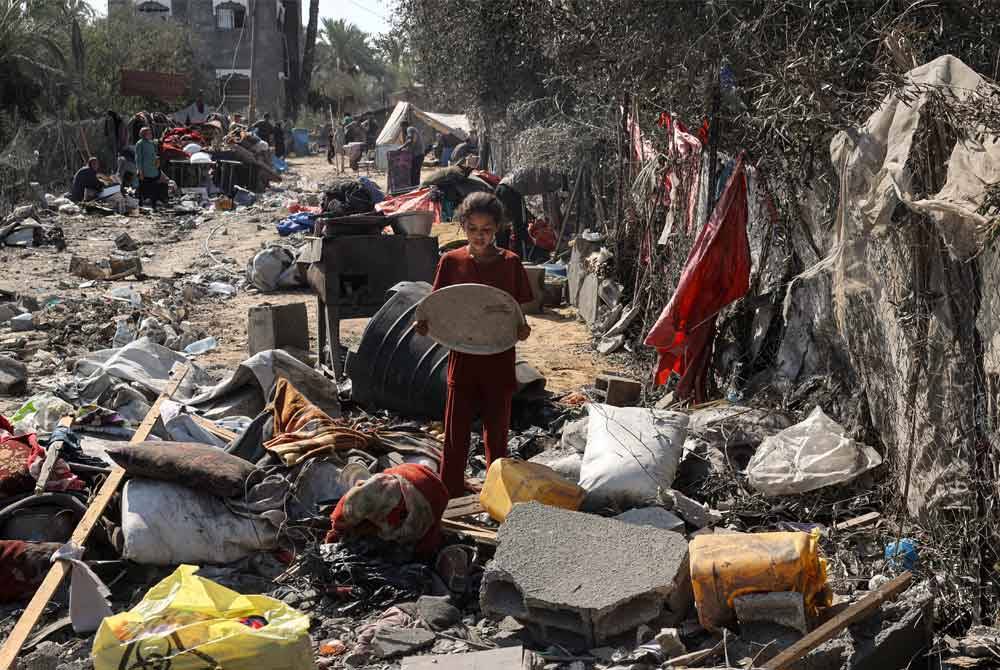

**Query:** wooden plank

left=33, top=416, right=75, bottom=494
left=762, top=571, right=913, bottom=670
left=441, top=518, right=497, bottom=546
left=832, top=512, right=880, bottom=531
left=444, top=494, right=485, bottom=519
left=402, top=644, right=522, bottom=669
left=189, top=414, right=238, bottom=443
left=0, top=364, right=191, bottom=670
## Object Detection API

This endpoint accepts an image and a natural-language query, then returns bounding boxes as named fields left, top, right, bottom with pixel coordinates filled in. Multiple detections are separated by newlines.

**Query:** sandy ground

left=1, top=155, right=607, bottom=412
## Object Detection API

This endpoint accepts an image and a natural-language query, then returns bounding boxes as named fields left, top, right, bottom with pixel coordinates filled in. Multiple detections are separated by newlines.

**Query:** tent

left=375, top=101, right=472, bottom=170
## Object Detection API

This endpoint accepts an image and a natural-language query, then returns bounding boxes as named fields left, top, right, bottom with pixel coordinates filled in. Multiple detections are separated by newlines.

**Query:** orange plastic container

left=480, top=458, right=586, bottom=522
left=688, top=530, right=830, bottom=630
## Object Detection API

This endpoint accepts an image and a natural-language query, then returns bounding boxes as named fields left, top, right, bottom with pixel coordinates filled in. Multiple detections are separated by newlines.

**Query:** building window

left=216, top=2, right=246, bottom=30
left=136, top=1, right=171, bottom=18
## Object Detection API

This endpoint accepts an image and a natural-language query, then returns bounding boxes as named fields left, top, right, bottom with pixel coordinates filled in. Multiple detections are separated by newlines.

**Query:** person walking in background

left=400, top=120, right=425, bottom=187
left=273, top=121, right=287, bottom=158
left=135, top=127, right=167, bottom=210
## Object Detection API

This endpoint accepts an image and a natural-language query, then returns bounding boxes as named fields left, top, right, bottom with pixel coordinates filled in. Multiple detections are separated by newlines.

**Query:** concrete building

left=108, top=0, right=300, bottom=118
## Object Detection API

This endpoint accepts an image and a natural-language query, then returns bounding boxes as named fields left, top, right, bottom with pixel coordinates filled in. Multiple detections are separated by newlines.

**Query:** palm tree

left=315, top=19, right=382, bottom=115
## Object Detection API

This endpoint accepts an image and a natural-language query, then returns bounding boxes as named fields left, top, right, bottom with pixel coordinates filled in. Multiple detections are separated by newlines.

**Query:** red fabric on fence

left=644, top=154, right=751, bottom=401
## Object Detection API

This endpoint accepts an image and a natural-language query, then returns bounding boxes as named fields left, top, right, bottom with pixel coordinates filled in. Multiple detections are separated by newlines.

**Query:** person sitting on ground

left=415, top=192, right=534, bottom=498
left=400, top=121, right=425, bottom=187
left=251, top=113, right=274, bottom=145
left=70, top=157, right=103, bottom=203
left=135, top=127, right=167, bottom=210
left=273, top=121, right=287, bottom=158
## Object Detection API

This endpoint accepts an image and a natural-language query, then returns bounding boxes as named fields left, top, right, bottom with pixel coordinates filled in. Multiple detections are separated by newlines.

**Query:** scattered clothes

left=263, top=378, right=367, bottom=466
left=276, top=212, right=317, bottom=237
left=0, top=416, right=83, bottom=495
left=0, top=540, right=61, bottom=602
left=326, top=463, right=449, bottom=557
left=92, top=565, right=313, bottom=670
left=322, top=179, right=376, bottom=216
left=644, top=153, right=751, bottom=401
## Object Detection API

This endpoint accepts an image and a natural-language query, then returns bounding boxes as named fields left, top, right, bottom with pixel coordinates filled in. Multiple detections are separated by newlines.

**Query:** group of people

left=248, top=113, right=290, bottom=159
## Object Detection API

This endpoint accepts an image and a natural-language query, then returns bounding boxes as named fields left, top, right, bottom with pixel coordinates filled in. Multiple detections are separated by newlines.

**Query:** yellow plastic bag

left=480, top=458, right=586, bottom=521
left=689, top=531, right=831, bottom=630
left=92, top=565, right=313, bottom=670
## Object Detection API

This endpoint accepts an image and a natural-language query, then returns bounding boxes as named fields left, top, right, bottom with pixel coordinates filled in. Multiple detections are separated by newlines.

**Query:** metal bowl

left=390, top=211, right=435, bottom=236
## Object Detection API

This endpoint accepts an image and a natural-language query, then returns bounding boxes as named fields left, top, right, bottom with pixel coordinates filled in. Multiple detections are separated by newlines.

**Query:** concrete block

left=734, top=591, right=807, bottom=634
left=663, top=489, right=723, bottom=529
left=480, top=502, right=692, bottom=649
left=521, top=266, right=546, bottom=314
left=247, top=302, right=310, bottom=356
left=614, top=507, right=685, bottom=533
left=0, top=355, right=27, bottom=396
left=595, top=374, right=642, bottom=406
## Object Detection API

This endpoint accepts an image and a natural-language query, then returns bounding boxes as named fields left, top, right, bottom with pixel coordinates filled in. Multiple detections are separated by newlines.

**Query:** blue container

left=540, top=263, right=568, bottom=277
left=292, top=128, right=310, bottom=156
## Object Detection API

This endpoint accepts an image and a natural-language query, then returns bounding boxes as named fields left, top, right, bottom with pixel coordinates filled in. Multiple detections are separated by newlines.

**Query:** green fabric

left=135, top=138, right=159, bottom=179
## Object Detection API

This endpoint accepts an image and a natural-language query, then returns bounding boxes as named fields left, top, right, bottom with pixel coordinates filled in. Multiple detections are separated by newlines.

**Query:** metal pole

left=248, top=0, right=258, bottom=120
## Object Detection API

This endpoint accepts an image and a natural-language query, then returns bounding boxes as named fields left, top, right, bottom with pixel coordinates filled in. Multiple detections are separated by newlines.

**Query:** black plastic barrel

left=346, top=281, right=450, bottom=418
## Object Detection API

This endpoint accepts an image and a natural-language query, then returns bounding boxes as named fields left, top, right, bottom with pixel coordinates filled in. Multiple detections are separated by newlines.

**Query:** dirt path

left=2, top=155, right=609, bottom=415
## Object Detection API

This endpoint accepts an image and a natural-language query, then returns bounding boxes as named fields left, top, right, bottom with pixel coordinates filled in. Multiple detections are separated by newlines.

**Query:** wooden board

left=444, top=494, right=485, bottom=520
left=0, top=364, right=191, bottom=670
left=402, top=645, right=522, bottom=669
left=832, top=512, right=881, bottom=531
left=441, top=518, right=497, bottom=546
left=189, top=414, right=238, bottom=443
left=762, top=571, right=913, bottom=670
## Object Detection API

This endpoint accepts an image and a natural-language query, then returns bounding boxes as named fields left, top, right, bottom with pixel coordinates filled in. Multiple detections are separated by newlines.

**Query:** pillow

left=104, top=442, right=256, bottom=499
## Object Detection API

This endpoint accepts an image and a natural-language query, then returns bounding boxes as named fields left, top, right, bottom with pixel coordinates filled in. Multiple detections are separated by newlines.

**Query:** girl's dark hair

left=457, top=192, right=505, bottom=227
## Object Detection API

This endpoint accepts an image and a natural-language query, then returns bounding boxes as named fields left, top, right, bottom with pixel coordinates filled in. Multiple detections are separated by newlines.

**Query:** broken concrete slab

left=614, top=507, right=685, bottom=533
left=115, top=231, right=140, bottom=251
left=0, top=355, right=28, bottom=395
left=663, top=489, right=723, bottom=529
left=247, top=303, right=310, bottom=356
left=734, top=591, right=807, bottom=634
left=481, top=502, right=692, bottom=649
left=372, top=626, right=435, bottom=659
left=402, top=646, right=523, bottom=669
left=416, top=595, right=462, bottom=631
left=654, top=627, right=686, bottom=657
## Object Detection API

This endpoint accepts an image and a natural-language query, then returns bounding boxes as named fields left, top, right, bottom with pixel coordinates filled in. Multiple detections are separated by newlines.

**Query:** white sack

left=579, top=404, right=688, bottom=510
left=122, top=479, right=279, bottom=565
left=746, top=406, right=882, bottom=495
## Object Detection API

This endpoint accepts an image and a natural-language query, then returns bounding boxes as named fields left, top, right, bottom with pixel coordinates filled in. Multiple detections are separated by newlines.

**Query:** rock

left=663, top=489, right=723, bottom=529
left=654, top=627, right=687, bottom=657
left=0, top=303, right=19, bottom=323
left=8, top=204, right=35, bottom=222
left=0, top=355, right=27, bottom=395
left=372, top=626, right=436, bottom=659
left=115, top=231, right=140, bottom=251
left=10, top=313, right=34, bottom=332
left=481, top=502, right=692, bottom=650
left=416, top=595, right=462, bottom=630
left=734, top=592, right=807, bottom=634
left=615, top=507, right=685, bottom=532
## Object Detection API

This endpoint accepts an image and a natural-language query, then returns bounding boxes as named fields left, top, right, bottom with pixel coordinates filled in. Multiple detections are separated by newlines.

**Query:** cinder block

left=247, top=302, right=310, bottom=356
left=595, top=374, right=642, bottom=406
left=480, top=502, right=691, bottom=649
left=734, top=592, right=807, bottom=634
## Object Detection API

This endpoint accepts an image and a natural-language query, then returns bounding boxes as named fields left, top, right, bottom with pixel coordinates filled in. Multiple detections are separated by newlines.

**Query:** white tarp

left=375, top=101, right=471, bottom=169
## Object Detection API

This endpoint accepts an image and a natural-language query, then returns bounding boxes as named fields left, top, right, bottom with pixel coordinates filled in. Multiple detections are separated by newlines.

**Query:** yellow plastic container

left=480, top=458, right=586, bottom=521
left=688, top=530, right=830, bottom=631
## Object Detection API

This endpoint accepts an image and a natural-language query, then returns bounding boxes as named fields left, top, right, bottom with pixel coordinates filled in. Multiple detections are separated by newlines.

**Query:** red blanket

left=0, top=540, right=61, bottom=602
left=644, top=154, right=751, bottom=401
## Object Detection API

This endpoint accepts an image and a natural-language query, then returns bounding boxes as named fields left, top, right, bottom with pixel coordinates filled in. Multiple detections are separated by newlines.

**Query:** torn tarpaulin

left=644, top=153, right=750, bottom=401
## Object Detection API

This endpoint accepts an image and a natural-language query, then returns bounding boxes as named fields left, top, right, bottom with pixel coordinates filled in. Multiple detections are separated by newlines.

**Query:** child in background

left=416, top=192, right=534, bottom=498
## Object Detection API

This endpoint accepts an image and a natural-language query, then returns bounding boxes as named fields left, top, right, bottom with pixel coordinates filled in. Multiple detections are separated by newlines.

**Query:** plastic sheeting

left=746, top=406, right=882, bottom=495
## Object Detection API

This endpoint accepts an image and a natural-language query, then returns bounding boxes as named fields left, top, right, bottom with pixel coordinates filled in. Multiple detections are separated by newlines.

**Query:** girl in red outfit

left=416, top=192, right=534, bottom=498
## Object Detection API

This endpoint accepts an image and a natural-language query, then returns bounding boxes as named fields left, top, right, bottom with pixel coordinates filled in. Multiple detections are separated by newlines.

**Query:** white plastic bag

left=578, top=404, right=688, bottom=510
left=746, top=406, right=883, bottom=495
left=122, top=479, right=279, bottom=565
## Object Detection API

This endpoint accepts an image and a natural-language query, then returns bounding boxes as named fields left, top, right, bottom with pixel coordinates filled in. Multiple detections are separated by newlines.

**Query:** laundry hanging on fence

left=645, top=153, right=751, bottom=401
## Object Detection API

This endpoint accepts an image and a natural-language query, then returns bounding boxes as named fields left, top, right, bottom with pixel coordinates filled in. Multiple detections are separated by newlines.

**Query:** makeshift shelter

left=375, top=101, right=471, bottom=170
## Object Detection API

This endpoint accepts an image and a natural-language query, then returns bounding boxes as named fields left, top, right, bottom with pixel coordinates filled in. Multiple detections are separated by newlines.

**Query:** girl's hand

left=517, top=323, right=531, bottom=341
left=414, top=319, right=429, bottom=336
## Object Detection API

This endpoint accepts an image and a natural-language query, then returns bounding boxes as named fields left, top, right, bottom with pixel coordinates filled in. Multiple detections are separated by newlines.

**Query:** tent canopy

left=376, top=101, right=471, bottom=146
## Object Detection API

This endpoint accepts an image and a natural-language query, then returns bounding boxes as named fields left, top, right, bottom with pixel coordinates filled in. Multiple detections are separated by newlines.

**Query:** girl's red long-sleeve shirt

left=431, top=246, right=534, bottom=390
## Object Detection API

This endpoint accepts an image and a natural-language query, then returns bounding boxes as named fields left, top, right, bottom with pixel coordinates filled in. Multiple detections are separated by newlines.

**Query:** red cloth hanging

left=644, top=154, right=751, bottom=401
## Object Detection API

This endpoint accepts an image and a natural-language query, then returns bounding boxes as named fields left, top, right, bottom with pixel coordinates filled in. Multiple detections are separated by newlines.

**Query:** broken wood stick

left=33, top=415, right=75, bottom=495
left=0, top=364, right=191, bottom=670
left=762, top=571, right=913, bottom=670
left=189, top=414, right=238, bottom=443
left=441, top=518, right=498, bottom=545
left=832, top=511, right=881, bottom=531
left=443, top=494, right=485, bottom=520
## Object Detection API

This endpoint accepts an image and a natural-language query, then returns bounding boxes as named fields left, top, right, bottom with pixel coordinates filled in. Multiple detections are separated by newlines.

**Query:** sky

left=85, top=1, right=392, bottom=34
